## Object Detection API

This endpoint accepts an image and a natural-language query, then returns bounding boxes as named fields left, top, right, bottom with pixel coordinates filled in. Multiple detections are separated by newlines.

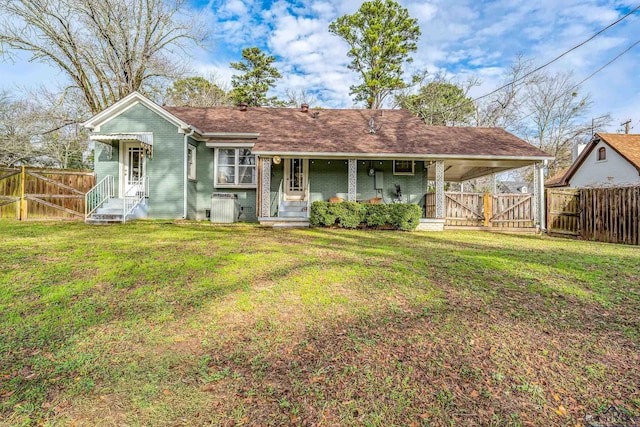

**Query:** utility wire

left=511, top=37, right=640, bottom=127
left=571, top=38, right=640, bottom=90
left=473, top=3, right=640, bottom=103
left=441, top=3, right=640, bottom=114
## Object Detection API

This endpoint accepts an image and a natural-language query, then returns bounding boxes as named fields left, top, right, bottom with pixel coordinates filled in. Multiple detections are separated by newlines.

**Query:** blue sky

left=1, top=0, right=639, bottom=132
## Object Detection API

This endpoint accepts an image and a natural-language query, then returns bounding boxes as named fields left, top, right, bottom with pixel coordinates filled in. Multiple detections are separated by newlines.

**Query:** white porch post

left=261, top=157, right=271, bottom=218
left=539, top=161, right=547, bottom=231
left=532, top=163, right=539, bottom=226
left=348, top=159, right=357, bottom=201
left=435, top=160, right=445, bottom=219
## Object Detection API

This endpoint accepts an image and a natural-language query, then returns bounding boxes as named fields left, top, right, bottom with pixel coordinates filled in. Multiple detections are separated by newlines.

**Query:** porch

left=256, top=156, right=546, bottom=231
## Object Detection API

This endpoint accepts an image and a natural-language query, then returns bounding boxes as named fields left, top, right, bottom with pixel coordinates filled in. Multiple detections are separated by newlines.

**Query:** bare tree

left=30, top=89, right=90, bottom=169
left=0, top=0, right=206, bottom=114
left=0, top=91, right=38, bottom=166
left=519, top=72, right=593, bottom=175
left=283, top=89, right=319, bottom=108
left=473, top=56, right=538, bottom=130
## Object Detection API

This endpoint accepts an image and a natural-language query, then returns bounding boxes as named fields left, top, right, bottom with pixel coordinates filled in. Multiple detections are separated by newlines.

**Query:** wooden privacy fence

left=425, top=192, right=534, bottom=228
left=547, top=186, right=640, bottom=245
left=547, top=189, right=580, bottom=236
left=0, top=166, right=95, bottom=220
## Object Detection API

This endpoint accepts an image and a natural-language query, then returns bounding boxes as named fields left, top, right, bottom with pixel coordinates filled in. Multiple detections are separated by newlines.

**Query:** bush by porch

left=309, top=201, right=422, bottom=230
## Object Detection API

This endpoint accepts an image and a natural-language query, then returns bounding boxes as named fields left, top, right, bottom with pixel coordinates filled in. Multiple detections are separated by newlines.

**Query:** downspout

left=184, top=128, right=195, bottom=219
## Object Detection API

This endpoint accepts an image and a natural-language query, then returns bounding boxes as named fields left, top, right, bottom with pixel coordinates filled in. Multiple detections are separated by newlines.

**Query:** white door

left=284, top=158, right=308, bottom=200
left=122, top=143, right=145, bottom=197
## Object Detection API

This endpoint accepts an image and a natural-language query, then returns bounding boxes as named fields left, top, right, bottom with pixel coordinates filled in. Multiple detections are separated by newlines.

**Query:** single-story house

left=82, top=92, right=552, bottom=230
left=546, top=133, right=640, bottom=188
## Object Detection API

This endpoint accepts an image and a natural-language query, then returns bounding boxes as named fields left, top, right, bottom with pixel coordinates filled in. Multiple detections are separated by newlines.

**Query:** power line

left=471, top=3, right=640, bottom=104
left=439, top=3, right=640, bottom=115
left=572, top=38, right=640, bottom=90
left=511, top=37, right=640, bottom=128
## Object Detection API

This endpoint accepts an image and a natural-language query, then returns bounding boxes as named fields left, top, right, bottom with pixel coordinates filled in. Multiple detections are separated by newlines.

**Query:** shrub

left=310, top=201, right=421, bottom=231
left=309, top=201, right=337, bottom=227
left=388, top=203, right=422, bottom=231
left=364, top=204, right=390, bottom=227
left=333, top=201, right=366, bottom=229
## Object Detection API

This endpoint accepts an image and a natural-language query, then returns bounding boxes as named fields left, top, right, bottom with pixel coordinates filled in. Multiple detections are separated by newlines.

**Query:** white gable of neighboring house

left=570, top=140, right=640, bottom=187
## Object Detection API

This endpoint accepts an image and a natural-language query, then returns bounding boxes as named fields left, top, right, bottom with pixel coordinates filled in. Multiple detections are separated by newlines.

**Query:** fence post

left=19, top=165, right=26, bottom=221
left=483, top=193, right=492, bottom=227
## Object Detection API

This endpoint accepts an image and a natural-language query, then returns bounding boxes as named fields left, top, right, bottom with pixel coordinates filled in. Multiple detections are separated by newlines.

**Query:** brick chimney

left=301, top=104, right=309, bottom=113
left=239, top=102, right=248, bottom=112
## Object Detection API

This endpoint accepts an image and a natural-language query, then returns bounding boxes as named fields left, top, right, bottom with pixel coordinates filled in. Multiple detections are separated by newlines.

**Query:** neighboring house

left=497, top=181, right=531, bottom=194
left=546, top=133, right=640, bottom=188
left=82, top=92, right=552, bottom=229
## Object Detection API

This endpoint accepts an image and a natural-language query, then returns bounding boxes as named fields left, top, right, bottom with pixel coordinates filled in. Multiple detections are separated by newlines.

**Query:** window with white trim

left=393, top=160, right=414, bottom=175
left=216, top=148, right=256, bottom=187
left=187, top=145, right=196, bottom=180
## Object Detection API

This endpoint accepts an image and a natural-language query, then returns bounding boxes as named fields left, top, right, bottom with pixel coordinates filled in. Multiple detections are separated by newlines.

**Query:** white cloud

left=0, top=0, right=638, bottom=127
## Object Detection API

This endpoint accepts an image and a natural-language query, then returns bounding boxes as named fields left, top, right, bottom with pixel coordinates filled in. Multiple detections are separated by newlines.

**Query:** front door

left=122, top=143, right=145, bottom=197
left=284, top=158, right=308, bottom=200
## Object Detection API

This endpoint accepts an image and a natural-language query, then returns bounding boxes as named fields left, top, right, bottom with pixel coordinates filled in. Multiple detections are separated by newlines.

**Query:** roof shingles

left=164, top=106, right=551, bottom=158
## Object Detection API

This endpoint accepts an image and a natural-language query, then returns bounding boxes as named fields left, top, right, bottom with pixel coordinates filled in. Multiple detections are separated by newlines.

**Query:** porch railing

left=85, top=175, right=114, bottom=220
left=123, top=176, right=147, bottom=223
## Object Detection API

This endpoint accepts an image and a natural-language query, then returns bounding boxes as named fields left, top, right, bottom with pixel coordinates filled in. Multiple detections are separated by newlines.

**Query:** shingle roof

left=545, top=167, right=570, bottom=187
left=545, top=133, right=640, bottom=187
left=164, top=106, right=551, bottom=159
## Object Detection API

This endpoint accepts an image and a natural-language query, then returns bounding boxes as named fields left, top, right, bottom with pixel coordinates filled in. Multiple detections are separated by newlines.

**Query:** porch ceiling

left=427, top=159, right=538, bottom=182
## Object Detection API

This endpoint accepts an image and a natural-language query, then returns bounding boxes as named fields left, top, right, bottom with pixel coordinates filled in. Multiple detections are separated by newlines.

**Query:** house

left=497, top=181, right=531, bottom=194
left=546, top=133, right=640, bottom=188
left=82, top=92, right=552, bottom=230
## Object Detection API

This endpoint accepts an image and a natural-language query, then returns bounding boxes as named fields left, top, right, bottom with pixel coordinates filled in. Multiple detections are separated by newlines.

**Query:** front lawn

left=1, top=220, right=639, bottom=426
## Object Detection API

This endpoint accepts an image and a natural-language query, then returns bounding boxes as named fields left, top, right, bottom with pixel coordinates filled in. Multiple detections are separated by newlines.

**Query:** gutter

left=183, top=128, right=195, bottom=219
left=249, top=151, right=554, bottom=161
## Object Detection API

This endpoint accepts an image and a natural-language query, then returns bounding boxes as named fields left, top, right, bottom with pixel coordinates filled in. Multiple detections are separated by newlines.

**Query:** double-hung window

left=216, top=148, right=256, bottom=187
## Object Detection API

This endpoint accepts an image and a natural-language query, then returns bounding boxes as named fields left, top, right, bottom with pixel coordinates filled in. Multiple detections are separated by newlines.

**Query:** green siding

left=187, top=180, right=198, bottom=219
left=355, top=160, right=427, bottom=206
left=188, top=138, right=215, bottom=220
left=308, top=159, right=427, bottom=210
left=94, top=141, right=120, bottom=190
left=196, top=146, right=258, bottom=222
left=97, top=103, right=185, bottom=219
left=309, top=160, right=348, bottom=202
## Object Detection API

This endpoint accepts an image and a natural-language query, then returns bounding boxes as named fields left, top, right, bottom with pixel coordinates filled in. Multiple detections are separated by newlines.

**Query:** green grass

left=1, top=220, right=639, bottom=426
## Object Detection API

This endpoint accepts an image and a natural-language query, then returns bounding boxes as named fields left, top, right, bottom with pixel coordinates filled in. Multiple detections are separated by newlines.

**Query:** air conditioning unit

left=211, top=193, right=238, bottom=223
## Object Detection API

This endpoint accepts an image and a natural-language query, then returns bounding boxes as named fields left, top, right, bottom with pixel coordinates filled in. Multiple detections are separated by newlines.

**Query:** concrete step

left=259, top=217, right=310, bottom=228
left=96, top=207, right=124, bottom=215
left=272, top=221, right=310, bottom=228
left=102, top=203, right=124, bottom=210
left=280, top=200, right=306, bottom=208
left=278, top=210, right=307, bottom=218
left=86, top=213, right=123, bottom=224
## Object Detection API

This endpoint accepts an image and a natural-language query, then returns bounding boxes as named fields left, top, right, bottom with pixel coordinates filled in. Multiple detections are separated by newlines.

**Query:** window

left=393, top=160, right=414, bottom=175
left=597, top=147, right=606, bottom=161
left=187, top=145, right=196, bottom=180
left=216, top=148, right=256, bottom=187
